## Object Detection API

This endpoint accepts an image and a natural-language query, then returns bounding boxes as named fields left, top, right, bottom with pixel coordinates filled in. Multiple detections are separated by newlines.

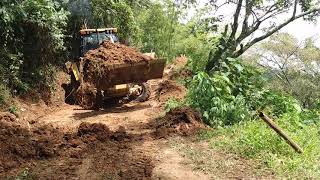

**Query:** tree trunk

left=205, top=40, right=237, bottom=73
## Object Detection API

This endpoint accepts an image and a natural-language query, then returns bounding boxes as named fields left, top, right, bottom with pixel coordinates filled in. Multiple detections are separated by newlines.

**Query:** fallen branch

left=259, top=112, right=303, bottom=154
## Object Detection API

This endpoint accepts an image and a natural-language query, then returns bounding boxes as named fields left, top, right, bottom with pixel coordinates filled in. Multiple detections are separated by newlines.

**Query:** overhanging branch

left=233, top=8, right=320, bottom=57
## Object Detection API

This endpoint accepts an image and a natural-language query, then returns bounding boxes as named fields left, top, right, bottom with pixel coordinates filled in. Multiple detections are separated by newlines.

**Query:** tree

left=0, top=0, right=69, bottom=95
left=203, top=0, right=320, bottom=72
left=246, top=33, right=320, bottom=108
left=135, top=1, right=179, bottom=59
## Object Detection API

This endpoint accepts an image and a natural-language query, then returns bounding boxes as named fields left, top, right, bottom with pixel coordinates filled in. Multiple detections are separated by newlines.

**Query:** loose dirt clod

left=150, top=107, right=205, bottom=138
left=0, top=112, right=16, bottom=122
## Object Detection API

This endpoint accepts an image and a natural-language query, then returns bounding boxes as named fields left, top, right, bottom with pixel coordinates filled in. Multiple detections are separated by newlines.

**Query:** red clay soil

left=0, top=121, right=153, bottom=179
left=84, top=41, right=154, bottom=64
left=150, top=107, right=205, bottom=138
left=156, top=80, right=187, bottom=103
left=0, top=106, right=207, bottom=178
left=82, top=41, right=154, bottom=86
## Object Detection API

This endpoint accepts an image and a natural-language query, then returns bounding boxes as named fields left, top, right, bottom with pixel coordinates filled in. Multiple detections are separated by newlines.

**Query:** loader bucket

left=83, top=59, right=166, bottom=89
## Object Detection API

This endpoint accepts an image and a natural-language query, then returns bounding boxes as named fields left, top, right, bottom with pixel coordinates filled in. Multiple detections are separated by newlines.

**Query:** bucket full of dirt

left=81, top=41, right=166, bottom=89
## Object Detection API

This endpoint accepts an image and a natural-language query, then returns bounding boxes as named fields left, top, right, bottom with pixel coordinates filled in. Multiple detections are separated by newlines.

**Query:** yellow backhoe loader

left=64, top=28, right=165, bottom=109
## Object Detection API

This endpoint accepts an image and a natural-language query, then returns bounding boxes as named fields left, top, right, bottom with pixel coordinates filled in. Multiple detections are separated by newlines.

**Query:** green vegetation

left=1, top=0, right=320, bottom=177
left=0, top=0, right=69, bottom=106
left=180, top=1, right=320, bottom=178
left=199, top=110, right=320, bottom=178
left=6, top=168, right=37, bottom=180
left=165, top=98, right=183, bottom=112
left=0, top=84, right=11, bottom=108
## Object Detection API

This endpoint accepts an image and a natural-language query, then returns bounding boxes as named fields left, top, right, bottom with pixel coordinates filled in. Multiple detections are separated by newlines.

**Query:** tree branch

left=233, top=8, right=320, bottom=57
left=229, top=0, right=243, bottom=40
left=236, top=3, right=283, bottom=48
left=293, top=0, right=298, bottom=17
left=240, top=0, right=252, bottom=35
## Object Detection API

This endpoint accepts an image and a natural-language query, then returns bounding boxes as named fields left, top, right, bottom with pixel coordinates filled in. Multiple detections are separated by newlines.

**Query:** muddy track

left=1, top=79, right=210, bottom=179
left=0, top=61, right=276, bottom=179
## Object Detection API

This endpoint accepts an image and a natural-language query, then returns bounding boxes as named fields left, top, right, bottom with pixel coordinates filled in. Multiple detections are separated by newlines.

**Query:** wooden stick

left=259, top=112, right=303, bottom=154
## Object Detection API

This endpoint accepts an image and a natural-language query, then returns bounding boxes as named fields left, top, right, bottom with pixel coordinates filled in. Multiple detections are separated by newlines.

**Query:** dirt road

left=1, top=78, right=212, bottom=179
left=32, top=103, right=209, bottom=179
left=1, top=75, right=274, bottom=179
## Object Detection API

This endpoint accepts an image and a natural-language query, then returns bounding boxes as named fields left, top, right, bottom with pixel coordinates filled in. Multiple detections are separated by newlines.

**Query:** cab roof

left=80, top=28, right=117, bottom=35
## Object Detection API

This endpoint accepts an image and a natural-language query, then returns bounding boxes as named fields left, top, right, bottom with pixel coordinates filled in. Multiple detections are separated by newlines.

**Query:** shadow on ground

left=72, top=103, right=152, bottom=120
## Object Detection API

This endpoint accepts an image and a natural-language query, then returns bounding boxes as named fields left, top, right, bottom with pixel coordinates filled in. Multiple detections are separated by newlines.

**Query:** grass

left=169, top=136, right=274, bottom=179
left=199, top=112, right=320, bottom=179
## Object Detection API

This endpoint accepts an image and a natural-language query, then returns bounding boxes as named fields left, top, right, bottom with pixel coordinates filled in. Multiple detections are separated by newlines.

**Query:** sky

left=282, top=19, right=320, bottom=43
left=192, top=0, right=320, bottom=46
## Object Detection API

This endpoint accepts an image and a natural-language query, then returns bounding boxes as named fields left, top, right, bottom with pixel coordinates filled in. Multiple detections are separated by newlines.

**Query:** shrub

left=187, top=58, right=304, bottom=127
left=0, top=0, right=69, bottom=97
left=187, top=59, right=261, bottom=126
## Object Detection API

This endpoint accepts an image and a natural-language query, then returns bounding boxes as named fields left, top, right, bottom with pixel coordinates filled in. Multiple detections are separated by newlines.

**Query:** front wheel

left=134, top=83, right=150, bottom=102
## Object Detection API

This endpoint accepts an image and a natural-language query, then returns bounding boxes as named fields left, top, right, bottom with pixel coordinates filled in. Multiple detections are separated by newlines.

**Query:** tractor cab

left=79, top=28, right=119, bottom=57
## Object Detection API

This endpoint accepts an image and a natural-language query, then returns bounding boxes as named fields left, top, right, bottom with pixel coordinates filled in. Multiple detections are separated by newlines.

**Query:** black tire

left=79, top=92, right=96, bottom=110
left=134, top=83, right=150, bottom=102
left=94, top=90, right=103, bottom=110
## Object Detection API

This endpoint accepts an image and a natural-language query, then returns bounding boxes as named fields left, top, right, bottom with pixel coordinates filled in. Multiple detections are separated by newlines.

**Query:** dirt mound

left=77, top=122, right=129, bottom=142
left=150, top=107, right=205, bottom=138
left=84, top=41, right=153, bottom=64
left=0, top=121, right=151, bottom=179
left=0, top=122, right=62, bottom=173
left=164, top=55, right=192, bottom=80
left=173, top=55, right=188, bottom=69
left=167, top=68, right=193, bottom=80
left=156, top=80, right=186, bottom=103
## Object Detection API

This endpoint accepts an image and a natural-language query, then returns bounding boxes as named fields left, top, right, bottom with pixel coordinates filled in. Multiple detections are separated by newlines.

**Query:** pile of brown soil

left=150, top=107, right=205, bottom=138
left=173, top=55, right=188, bottom=69
left=167, top=68, right=193, bottom=80
left=156, top=80, right=186, bottom=103
left=84, top=41, right=153, bottom=64
left=0, top=121, right=153, bottom=179
left=0, top=122, right=62, bottom=173
left=164, top=55, right=193, bottom=80
left=77, top=123, right=129, bottom=142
